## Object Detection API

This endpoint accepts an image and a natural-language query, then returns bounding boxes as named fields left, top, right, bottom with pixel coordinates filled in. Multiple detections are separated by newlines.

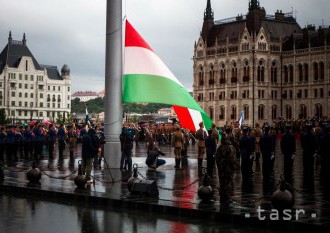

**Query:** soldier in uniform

left=5, top=126, right=15, bottom=164
left=196, top=122, right=207, bottom=173
left=253, top=122, right=262, bottom=161
left=300, top=122, right=317, bottom=176
left=320, top=124, right=330, bottom=178
left=280, top=124, right=296, bottom=181
left=216, top=134, right=236, bottom=204
left=172, top=127, right=184, bottom=169
left=260, top=124, right=276, bottom=179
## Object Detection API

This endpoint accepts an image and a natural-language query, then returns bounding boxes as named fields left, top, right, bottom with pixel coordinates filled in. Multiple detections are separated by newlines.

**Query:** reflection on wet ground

left=0, top=193, right=289, bottom=233
left=1, top=140, right=330, bottom=230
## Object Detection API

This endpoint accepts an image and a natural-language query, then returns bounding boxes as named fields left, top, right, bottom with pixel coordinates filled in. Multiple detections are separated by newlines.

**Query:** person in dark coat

left=260, top=124, right=276, bottom=179
left=47, top=124, right=57, bottom=158
left=120, top=127, right=134, bottom=171
left=57, top=124, right=67, bottom=159
left=280, top=124, right=296, bottom=181
left=145, top=147, right=166, bottom=169
left=239, top=126, right=255, bottom=178
left=5, top=126, right=15, bottom=163
left=205, top=129, right=217, bottom=180
left=0, top=127, right=7, bottom=163
left=81, top=128, right=99, bottom=182
left=300, top=122, right=317, bottom=176
left=320, top=124, right=330, bottom=178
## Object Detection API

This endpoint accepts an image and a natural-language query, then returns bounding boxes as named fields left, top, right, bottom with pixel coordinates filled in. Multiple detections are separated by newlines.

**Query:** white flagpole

left=104, top=0, right=123, bottom=168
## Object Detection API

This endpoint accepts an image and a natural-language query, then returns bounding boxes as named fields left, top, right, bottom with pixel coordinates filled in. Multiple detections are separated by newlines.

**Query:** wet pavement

left=0, top=193, right=291, bottom=233
left=1, top=140, right=330, bottom=232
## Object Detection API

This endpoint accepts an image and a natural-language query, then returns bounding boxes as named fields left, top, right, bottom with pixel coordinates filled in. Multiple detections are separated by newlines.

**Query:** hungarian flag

left=123, top=20, right=212, bottom=131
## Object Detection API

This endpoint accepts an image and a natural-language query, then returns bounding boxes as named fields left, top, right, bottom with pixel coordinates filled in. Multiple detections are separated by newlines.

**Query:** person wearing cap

left=239, top=126, right=255, bottom=178
left=301, top=122, right=317, bottom=176
left=23, top=125, right=34, bottom=160
left=196, top=122, right=207, bottom=173
left=260, top=124, right=276, bottom=179
left=172, top=126, right=184, bottom=169
left=280, top=124, right=296, bottom=181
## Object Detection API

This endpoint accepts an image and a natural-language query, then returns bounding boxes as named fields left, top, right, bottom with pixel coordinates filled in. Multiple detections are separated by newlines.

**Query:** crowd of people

left=120, top=118, right=330, bottom=203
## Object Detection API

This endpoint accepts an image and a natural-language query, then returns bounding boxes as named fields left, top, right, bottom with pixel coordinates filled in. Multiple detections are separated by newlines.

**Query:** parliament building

left=193, top=0, right=330, bottom=126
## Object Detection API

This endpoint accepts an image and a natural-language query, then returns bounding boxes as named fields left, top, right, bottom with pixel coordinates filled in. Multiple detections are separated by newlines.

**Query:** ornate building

left=0, top=32, right=71, bottom=123
left=193, top=0, right=329, bottom=126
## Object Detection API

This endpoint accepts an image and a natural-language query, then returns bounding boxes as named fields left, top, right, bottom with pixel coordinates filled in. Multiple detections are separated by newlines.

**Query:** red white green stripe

left=123, top=20, right=212, bottom=131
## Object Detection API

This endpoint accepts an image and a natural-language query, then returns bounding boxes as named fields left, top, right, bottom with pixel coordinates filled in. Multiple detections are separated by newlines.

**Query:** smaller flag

left=239, top=111, right=244, bottom=127
left=85, top=103, right=91, bottom=126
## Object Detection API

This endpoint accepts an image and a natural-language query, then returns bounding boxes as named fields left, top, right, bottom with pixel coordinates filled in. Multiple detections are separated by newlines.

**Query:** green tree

left=0, top=109, right=10, bottom=125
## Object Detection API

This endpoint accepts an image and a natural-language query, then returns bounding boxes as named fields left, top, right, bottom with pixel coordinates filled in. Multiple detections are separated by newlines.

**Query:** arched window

left=271, top=105, right=277, bottom=120
left=25, top=93, right=28, bottom=98
left=198, top=66, right=204, bottom=86
left=257, top=60, right=265, bottom=82
left=231, top=61, right=237, bottom=83
left=320, top=62, right=324, bottom=80
left=314, top=62, right=319, bottom=81
left=298, top=64, right=303, bottom=82
left=284, top=66, right=289, bottom=83
left=30, top=93, right=33, bottom=98
left=285, top=105, right=292, bottom=120
left=219, top=63, right=226, bottom=84
left=243, top=105, right=249, bottom=120
left=315, top=104, right=323, bottom=118
left=219, top=106, right=225, bottom=120
left=209, top=64, right=214, bottom=85
left=289, top=65, right=294, bottom=83
left=209, top=107, right=214, bottom=120
left=243, top=60, right=250, bottom=82
left=231, top=105, right=237, bottom=120
left=258, top=105, right=265, bottom=120
left=271, top=61, right=278, bottom=83
left=299, top=105, right=307, bottom=119
left=304, top=64, right=309, bottom=82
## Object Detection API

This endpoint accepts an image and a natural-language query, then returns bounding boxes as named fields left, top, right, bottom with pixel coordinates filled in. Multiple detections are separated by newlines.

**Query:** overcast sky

left=0, top=0, right=329, bottom=93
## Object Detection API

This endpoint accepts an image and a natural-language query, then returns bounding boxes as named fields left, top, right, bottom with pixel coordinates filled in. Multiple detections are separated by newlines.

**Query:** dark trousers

left=0, top=144, right=5, bottom=162
left=206, top=153, right=215, bottom=179
left=5, top=143, right=14, bottom=162
left=303, top=152, right=315, bottom=176
left=58, top=140, right=65, bottom=158
left=120, top=149, right=132, bottom=170
left=283, top=154, right=294, bottom=181
left=48, top=141, right=55, bottom=158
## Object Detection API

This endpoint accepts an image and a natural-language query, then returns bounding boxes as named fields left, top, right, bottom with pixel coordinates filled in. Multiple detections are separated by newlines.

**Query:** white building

left=0, top=32, right=71, bottom=123
left=71, top=91, right=98, bottom=102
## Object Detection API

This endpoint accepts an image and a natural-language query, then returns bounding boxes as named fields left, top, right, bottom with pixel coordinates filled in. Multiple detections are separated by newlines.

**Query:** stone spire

left=22, top=33, right=26, bottom=46
left=204, top=0, right=214, bottom=21
left=201, top=0, right=214, bottom=39
left=8, top=31, right=12, bottom=44
left=249, top=0, right=260, bottom=11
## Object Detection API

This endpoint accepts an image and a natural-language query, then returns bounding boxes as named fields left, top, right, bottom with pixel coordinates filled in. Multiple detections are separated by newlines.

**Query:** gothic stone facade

left=193, top=0, right=330, bottom=126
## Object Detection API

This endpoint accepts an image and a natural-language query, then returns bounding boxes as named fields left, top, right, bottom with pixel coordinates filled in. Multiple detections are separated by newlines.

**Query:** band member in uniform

left=172, top=126, right=184, bottom=169
left=47, top=124, right=56, bottom=158
left=206, top=129, right=217, bottom=180
left=57, top=124, right=67, bottom=159
left=0, top=127, right=6, bottom=163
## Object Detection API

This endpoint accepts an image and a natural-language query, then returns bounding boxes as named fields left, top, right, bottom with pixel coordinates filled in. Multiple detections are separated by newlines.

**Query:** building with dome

left=0, top=32, right=72, bottom=123
left=193, top=0, right=330, bottom=126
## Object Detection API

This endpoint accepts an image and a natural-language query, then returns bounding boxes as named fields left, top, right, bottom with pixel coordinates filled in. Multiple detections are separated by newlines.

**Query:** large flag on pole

left=123, top=20, right=212, bottom=131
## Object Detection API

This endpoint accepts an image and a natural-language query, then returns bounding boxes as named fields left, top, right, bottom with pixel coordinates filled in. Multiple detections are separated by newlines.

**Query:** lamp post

left=252, top=46, right=255, bottom=128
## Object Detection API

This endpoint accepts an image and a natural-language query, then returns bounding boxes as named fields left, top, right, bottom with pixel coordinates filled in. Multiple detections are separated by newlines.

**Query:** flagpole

left=104, top=0, right=123, bottom=168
